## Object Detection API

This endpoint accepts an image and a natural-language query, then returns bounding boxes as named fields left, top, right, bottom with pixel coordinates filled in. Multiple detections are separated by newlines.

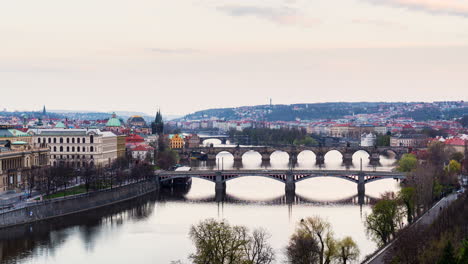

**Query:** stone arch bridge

left=178, top=145, right=409, bottom=164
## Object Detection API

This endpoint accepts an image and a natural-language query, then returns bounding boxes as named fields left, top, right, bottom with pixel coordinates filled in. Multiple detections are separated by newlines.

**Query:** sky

left=1, top=0, right=468, bottom=116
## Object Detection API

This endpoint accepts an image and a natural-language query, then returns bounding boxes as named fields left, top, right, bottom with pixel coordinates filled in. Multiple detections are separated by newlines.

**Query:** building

left=390, top=134, right=428, bottom=148
left=105, top=112, right=124, bottom=133
left=130, top=145, right=154, bottom=162
left=185, top=134, right=201, bottom=148
left=0, top=127, right=49, bottom=192
left=169, top=134, right=185, bottom=149
left=28, top=128, right=118, bottom=167
left=117, top=135, right=126, bottom=158
left=127, top=116, right=147, bottom=127
left=360, top=133, right=377, bottom=147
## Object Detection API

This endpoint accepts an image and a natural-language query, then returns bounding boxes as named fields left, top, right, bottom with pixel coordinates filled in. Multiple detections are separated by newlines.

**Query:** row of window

left=38, top=135, right=94, bottom=144
left=52, top=146, right=95, bottom=152
left=53, top=155, right=93, bottom=159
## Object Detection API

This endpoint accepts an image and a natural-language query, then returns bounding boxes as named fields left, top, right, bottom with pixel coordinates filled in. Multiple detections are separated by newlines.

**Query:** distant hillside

left=181, top=102, right=406, bottom=121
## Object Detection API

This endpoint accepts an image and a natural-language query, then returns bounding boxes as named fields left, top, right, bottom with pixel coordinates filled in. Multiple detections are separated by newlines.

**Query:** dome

left=106, top=112, right=122, bottom=127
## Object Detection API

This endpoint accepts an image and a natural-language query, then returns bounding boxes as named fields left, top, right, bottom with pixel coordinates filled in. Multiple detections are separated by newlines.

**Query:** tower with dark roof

left=151, top=109, right=164, bottom=135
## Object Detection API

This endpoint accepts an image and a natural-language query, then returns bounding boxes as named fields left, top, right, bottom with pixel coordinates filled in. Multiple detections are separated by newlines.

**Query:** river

left=0, top=143, right=400, bottom=264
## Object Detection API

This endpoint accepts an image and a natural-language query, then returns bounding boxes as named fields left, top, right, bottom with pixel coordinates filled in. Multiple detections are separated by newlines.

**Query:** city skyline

left=1, top=0, right=468, bottom=115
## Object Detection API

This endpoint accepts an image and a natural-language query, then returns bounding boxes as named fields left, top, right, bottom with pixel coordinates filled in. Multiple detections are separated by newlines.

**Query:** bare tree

left=244, top=228, right=275, bottom=264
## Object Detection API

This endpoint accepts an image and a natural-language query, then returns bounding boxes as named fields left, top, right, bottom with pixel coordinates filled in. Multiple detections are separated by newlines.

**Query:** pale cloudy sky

left=1, top=0, right=468, bottom=115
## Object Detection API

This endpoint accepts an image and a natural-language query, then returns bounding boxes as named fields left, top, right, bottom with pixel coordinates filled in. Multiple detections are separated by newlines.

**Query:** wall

left=0, top=180, right=158, bottom=229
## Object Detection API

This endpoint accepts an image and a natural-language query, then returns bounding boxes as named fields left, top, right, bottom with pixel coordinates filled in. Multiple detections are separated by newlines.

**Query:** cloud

left=148, top=48, right=201, bottom=54
left=351, top=18, right=408, bottom=29
left=216, top=5, right=319, bottom=27
left=364, top=0, right=468, bottom=17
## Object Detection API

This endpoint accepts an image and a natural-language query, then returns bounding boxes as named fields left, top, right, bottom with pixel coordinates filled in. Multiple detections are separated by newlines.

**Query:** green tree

left=398, top=187, right=416, bottom=223
left=397, top=154, right=418, bottom=173
left=438, top=241, right=457, bottom=264
left=447, top=160, right=462, bottom=176
left=189, top=219, right=274, bottom=264
left=156, top=149, right=180, bottom=170
left=286, top=231, right=320, bottom=264
left=458, top=239, right=468, bottom=264
left=365, top=197, right=403, bottom=246
left=336, top=237, right=360, bottom=264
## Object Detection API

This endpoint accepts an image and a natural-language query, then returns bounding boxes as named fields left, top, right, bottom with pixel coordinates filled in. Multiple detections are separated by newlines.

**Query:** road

left=364, top=192, right=460, bottom=264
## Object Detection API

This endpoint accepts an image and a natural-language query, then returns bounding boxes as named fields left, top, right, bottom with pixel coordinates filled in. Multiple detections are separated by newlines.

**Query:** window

left=90, top=155, right=94, bottom=159
left=48, top=138, right=51, bottom=143
left=43, top=138, right=46, bottom=144
left=72, top=146, right=75, bottom=152
left=82, top=138, right=86, bottom=144
left=77, top=138, right=80, bottom=143
left=60, top=138, right=63, bottom=143
left=53, top=146, right=57, bottom=152
left=53, top=138, right=57, bottom=143
left=66, top=138, right=70, bottom=143
left=90, top=135, right=94, bottom=143
left=90, top=146, right=94, bottom=152
left=60, top=146, right=63, bottom=152
left=72, top=138, right=75, bottom=143
left=66, top=146, right=70, bottom=152
left=83, top=147, right=86, bottom=152
left=38, top=138, right=41, bottom=143
left=77, top=146, right=80, bottom=152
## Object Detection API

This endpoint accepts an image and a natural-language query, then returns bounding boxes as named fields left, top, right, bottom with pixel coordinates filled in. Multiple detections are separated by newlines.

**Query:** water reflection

left=0, top=193, right=157, bottom=264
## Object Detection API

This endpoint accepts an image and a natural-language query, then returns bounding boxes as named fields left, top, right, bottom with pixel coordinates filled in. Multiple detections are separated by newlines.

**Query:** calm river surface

left=0, top=144, right=400, bottom=264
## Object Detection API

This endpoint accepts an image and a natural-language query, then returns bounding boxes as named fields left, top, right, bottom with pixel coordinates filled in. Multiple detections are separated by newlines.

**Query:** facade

left=360, top=133, right=377, bottom=147
left=390, top=134, right=428, bottom=148
left=28, top=128, right=118, bottom=167
left=0, top=127, right=49, bottom=191
left=130, top=145, right=154, bottom=162
left=185, top=134, right=201, bottom=148
left=117, top=135, right=126, bottom=158
left=169, top=134, right=185, bottom=149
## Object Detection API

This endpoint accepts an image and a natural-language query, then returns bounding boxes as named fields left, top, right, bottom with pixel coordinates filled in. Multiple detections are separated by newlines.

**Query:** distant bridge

left=156, top=169, right=405, bottom=197
left=177, top=145, right=410, bottom=164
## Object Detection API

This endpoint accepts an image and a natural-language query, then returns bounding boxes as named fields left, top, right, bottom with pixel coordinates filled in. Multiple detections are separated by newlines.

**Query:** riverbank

left=0, top=179, right=159, bottom=229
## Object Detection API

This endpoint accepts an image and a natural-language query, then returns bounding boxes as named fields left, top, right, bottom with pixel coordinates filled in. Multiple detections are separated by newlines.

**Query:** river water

left=0, top=142, right=400, bottom=264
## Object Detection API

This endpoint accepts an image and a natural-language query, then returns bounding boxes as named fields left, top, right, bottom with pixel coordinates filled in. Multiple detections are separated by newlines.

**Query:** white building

left=28, top=128, right=118, bottom=167
left=360, top=133, right=377, bottom=147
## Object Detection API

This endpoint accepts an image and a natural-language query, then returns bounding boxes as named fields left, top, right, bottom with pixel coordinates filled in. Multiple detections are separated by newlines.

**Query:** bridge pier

left=357, top=172, right=365, bottom=199
left=261, top=153, right=271, bottom=162
left=207, top=154, right=217, bottom=161
left=215, top=172, right=226, bottom=193
left=315, top=153, right=325, bottom=165
left=285, top=172, right=296, bottom=195
left=342, top=153, right=353, bottom=164
left=369, top=152, right=380, bottom=164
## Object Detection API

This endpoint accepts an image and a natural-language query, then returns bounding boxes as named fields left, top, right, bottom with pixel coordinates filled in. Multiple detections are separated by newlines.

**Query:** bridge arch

left=270, top=150, right=290, bottom=162
left=223, top=174, right=287, bottom=184
left=294, top=174, right=358, bottom=184
left=202, top=138, right=222, bottom=146
left=352, top=149, right=371, bottom=162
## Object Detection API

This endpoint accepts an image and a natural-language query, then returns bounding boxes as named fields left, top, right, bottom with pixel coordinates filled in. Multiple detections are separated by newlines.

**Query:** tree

left=286, top=232, right=320, bottom=264
left=336, top=237, right=360, bottom=264
left=438, top=241, right=457, bottom=264
left=243, top=228, right=275, bottom=264
left=294, top=216, right=335, bottom=264
left=189, top=219, right=274, bottom=264
left=397, top=154, right=418, bottom=173
left=446, top=160, right=461, bottom=176
left=450, top=152, right=464, bottom=164
left=156, top=149, right=179, bottom=170
left=365, top=197, right=403, bottom=246
left=398, top=187, right=416, bottom=223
